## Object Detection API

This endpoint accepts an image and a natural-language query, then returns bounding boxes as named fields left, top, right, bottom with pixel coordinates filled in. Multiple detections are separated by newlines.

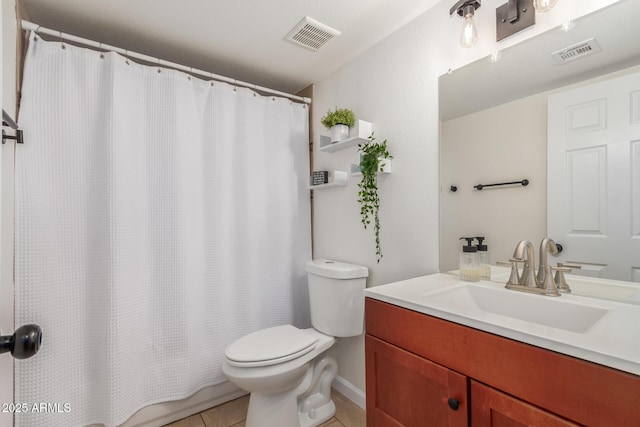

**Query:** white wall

left=1, top=0, right=17, bottom=424
left=440, top=93, right=548, bottom=272
left=312, top=0, right=619, bottom=394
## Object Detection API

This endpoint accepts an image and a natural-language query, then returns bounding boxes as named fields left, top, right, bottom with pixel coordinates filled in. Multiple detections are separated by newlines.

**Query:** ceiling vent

left=285, top=17, right=340, bottom=51
left=551, top=38, right=602, bottom=64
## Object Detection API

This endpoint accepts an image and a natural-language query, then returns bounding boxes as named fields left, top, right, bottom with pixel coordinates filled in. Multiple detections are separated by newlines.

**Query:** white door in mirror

left=547, top=70, right=640, bottom=282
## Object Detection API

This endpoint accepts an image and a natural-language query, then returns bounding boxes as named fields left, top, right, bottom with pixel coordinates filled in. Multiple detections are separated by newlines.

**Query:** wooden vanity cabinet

left=365, top=298, right=640, bottom=427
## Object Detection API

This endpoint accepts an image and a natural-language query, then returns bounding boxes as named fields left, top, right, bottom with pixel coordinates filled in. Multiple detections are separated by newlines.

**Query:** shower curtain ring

left=125, top=50, right=130, bottom=65
left=99, top=42, right=104, bottom=58
left=59, top=31, right=65, bottom=49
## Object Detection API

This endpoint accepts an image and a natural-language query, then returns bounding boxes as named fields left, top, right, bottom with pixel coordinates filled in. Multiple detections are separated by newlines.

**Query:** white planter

left=330, top=124, right=349, bottom=143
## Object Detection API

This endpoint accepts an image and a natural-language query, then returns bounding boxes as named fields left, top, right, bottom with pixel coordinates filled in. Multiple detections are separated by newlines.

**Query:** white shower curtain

left=15, top=33, right=311, bottom=427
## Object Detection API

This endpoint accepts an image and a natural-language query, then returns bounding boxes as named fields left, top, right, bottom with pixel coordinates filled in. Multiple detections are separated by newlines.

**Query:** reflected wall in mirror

left=439, top=0, right=640, bottom=282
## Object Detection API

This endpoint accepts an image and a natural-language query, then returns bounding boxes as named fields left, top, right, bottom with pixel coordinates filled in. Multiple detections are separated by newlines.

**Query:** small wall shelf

left=318, top=120, right=372, bottom=153
left=308, top=170, right=348, bottom=190
left=350, top=158, right=392, bottom=176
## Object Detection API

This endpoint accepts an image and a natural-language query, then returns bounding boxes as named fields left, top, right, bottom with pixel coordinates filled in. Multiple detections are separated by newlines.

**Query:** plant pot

left=330, top=124, right=349, bottom=143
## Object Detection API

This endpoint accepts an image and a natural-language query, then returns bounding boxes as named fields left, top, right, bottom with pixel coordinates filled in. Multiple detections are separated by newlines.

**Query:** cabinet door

left=365, top=335, right=468, bottom=427
left=471, top=381, right=580, bottom=427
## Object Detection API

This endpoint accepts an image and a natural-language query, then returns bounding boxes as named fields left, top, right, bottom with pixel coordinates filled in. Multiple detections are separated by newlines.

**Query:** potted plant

left=357, top=132, right=392, bottom=263
left=321, top=107, right=356, bottom=142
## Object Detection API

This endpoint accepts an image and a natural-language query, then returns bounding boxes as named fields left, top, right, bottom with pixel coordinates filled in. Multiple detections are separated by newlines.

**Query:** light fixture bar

left=496, top=0, right=535, bottom=42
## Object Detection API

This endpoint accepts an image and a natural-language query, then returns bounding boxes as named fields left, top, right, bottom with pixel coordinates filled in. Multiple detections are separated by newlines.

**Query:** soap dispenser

left=459, top=237, right=481, bottom=282
left=475, top=236, right=491, bottom=280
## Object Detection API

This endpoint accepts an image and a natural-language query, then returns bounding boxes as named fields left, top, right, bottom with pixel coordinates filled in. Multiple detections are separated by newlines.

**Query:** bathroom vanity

left=364, top=273, right=640, bottom=426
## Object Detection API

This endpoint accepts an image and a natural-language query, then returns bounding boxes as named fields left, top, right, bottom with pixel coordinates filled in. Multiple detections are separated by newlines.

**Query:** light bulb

left=460, top=14, right=478, bottom=48
left=534, top=0, right=558, bottom=13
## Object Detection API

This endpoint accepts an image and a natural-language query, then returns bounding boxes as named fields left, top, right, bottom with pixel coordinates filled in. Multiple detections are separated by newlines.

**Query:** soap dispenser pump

left=459, top=237, right=481, bottom=282
left=475, top=236, right=491, bottom=280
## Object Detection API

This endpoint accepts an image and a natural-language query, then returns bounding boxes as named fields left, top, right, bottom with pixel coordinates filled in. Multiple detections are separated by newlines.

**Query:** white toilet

left=222, top=259, right=368, bottom=427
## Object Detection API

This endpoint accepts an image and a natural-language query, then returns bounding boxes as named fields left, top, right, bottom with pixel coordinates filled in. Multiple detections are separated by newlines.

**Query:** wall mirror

left=439, top=0, right=640, bottom=284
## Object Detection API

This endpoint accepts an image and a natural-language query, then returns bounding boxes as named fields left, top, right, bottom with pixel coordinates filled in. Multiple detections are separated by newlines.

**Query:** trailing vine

left=357, top=132, right=392, bottom=263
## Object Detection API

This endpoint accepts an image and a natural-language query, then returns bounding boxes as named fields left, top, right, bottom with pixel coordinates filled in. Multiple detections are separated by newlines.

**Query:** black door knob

left=447, top=397, right=460, bottom=411
left=0, top=324, right=42, bottom=359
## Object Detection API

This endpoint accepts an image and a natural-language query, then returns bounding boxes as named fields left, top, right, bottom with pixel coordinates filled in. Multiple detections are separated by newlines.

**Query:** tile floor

left=164, top=390, right=366, bottom=427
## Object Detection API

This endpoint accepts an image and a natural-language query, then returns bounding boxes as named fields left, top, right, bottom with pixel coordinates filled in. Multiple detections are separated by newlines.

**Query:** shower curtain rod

left=21, top=20, right=311, bottom=104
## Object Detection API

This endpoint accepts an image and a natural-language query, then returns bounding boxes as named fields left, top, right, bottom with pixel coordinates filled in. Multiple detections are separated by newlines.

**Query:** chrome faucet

left=502, top=239, right=561, bottom=297
left=512, top=240, right=537, bottom=287
left=537, top=238, right=559, bottom=284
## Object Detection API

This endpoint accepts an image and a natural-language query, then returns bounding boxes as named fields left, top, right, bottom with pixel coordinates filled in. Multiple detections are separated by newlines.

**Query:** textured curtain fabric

left=15, top=33, right=311, bottom=427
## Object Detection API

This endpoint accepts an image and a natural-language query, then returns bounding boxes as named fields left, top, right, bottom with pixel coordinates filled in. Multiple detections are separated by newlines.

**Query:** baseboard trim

left=332, top=375, right=366, bottom=410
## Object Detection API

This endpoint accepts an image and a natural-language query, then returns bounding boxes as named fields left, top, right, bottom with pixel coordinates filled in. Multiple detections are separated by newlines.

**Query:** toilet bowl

left=222, top=259, right=368, bottom=427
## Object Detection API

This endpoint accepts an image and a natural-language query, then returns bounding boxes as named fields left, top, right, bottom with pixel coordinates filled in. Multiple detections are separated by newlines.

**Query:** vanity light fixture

left=450, top=0, right=481, bottom=48
left=496, top=0, right=536, bottom=42
left=533, top=0, right=558, bottom=13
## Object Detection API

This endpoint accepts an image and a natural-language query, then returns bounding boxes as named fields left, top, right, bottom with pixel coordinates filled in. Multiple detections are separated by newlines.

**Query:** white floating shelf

left=318, top=120, right=372, bottom=153
left=308, top=170, right=348, bottom=190
left=350, top=158, right=392, bottom=176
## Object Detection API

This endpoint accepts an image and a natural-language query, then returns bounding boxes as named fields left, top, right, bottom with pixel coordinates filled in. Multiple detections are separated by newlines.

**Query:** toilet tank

left=305, top=259, right=369, bottom=337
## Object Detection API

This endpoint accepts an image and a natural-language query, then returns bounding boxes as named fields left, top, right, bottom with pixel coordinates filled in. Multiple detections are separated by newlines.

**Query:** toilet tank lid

left=306, top=259, right=369, bottom=279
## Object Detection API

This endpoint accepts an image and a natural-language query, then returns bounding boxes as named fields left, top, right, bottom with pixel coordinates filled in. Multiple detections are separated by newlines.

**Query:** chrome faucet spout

left=512, top=240, right=536, bottom=287
left=537, top=238, right=559, bottom=284
left=502, top=239, right=562, bottom=297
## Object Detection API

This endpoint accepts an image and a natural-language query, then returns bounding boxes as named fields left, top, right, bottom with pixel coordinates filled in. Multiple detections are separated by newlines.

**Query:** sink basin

left=422, top=284, right=609, bottom=333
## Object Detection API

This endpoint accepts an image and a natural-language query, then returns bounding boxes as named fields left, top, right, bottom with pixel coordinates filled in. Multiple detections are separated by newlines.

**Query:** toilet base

left=245, top=392, right=336, bottom=427
left=298, top=349, right=338, bottom=426
left=244, top=347, right=338, bottom=427
left=246, top=389, right=302, bottom=427
left=299, top=399, right=335, bottom=427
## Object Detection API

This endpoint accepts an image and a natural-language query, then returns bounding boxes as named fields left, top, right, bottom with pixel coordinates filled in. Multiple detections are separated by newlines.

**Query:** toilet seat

left=225, top=325, right=318, bottom=368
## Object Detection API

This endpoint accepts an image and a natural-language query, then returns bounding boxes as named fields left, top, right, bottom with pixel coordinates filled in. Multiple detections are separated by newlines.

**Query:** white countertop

left=365, top=273, right=640, bottom=376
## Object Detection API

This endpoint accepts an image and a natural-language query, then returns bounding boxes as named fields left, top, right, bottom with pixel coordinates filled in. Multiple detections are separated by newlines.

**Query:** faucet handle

left=553, top=263, right=579, bottom=293
left=497, top=259, right=524, bottom=287
left=558, top=262, right=582, bottom=270
left=496, top=258, right=525, bottom=265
